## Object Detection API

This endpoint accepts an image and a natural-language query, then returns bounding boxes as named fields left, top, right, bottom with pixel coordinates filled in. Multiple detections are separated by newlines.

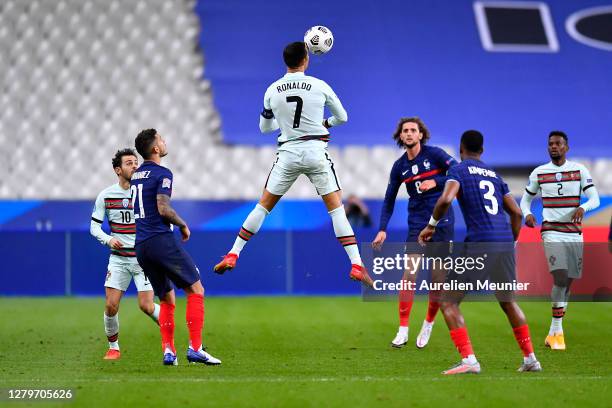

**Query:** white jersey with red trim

left=524, top=160, right=595, bottom=241
left=260, top=72, right=347, bottom=145
left=90, top=183, right=137, bottom=262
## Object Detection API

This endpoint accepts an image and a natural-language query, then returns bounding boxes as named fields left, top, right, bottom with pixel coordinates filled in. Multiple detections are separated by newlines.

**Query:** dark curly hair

left=392, top=117, right=430, bottom=148
left=112, top=148, right=137, bottom=168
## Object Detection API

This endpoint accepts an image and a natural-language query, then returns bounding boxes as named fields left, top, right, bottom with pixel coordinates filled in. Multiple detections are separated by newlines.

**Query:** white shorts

left=105, top=256, right=153, bottom=292
left=265, top=146, right=341, bottom=196
left=542, top=233, right=584, bottom=279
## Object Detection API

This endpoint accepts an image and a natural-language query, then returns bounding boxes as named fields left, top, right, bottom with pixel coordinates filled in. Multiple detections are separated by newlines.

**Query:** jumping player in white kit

left=90, top=149, right=160, bottom=360
left=520, top=131, right=600, bottom=350
left=213, top=41, right=372, bottom=286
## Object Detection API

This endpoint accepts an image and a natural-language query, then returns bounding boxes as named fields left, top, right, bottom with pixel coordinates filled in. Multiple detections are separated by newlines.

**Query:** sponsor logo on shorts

left=549, top=255, right=556, bottom=266
left=106, top=271, right=111, bottom=281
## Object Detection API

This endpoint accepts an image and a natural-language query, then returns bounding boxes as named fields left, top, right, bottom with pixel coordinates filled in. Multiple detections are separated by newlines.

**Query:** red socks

left=449, top=327, right=474, bottom=358
left=512, top=324, right=534, bottom=357
left=425, top=290, right=441, bottom=323
left=186, top=294, right=204, bottom=351
left=159, top=303, right=176, bottom=354
left=398, top=287, right=414, bottom=326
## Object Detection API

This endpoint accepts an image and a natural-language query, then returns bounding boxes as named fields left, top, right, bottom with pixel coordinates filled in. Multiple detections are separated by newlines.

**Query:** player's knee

left=138, top=299, right=152, bottom=314
left=440, top=301, right=456, bottom=315
left=552, top=270, right=569, bottom=287
left=105, top=302, right=119, bottom=316
left=186, top=281, right=204, bottom=296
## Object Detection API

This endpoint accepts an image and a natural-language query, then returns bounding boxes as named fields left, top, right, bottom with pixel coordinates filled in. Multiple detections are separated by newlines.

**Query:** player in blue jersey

left=372, top=117, right=457, bottom=349
left=131, top=129, right=221, bottom=366
left=418, top=130, right=541, bottom=374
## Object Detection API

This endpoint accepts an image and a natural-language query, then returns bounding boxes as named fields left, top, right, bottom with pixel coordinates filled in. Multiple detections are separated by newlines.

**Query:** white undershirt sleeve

left=90, top=192, right=112, bottom=246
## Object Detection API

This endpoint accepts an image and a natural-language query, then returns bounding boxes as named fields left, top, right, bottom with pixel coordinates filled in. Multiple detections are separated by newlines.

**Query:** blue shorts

left=405, top=223, right=454, bottom=256
left=446, top=243, right=516, bottom=288
left=407, top=223, right=454, bottom=243
left=135, top=233, right=201, bottom=297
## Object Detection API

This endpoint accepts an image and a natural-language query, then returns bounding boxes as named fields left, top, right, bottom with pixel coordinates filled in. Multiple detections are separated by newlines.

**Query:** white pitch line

left=14, top=375, right=608, bottom=384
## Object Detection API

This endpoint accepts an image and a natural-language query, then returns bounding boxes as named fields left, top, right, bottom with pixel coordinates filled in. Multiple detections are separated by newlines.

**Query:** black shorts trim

left=325, top=152, right=341, bottom=191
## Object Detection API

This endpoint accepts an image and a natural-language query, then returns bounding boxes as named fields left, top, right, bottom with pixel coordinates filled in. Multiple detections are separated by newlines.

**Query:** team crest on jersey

left=555, top=173, right=563, bottom=181
left=122, top=198, right=129, bottom=208
left=412, top=164, right=419, bottom=175
left=423, top=159, right=431, bottom=170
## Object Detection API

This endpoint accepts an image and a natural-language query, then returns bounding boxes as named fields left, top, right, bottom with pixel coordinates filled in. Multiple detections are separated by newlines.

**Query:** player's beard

left=405, top=142, right=418, bottom=149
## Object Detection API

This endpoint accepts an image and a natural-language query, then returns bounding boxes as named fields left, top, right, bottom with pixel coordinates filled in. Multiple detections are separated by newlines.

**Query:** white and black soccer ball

left=304, top=26, right=334, bottom=55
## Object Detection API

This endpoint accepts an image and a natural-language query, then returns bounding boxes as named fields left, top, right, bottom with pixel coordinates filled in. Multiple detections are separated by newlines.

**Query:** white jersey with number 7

left=260, top=72, right=347, bottom=144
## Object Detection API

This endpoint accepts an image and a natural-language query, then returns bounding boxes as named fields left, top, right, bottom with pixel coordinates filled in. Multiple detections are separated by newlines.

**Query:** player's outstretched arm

left=156, top=194, right=190, bottom=241
left=431, top=180, right=459, bottom=221
left=503, top=194, right=523, bottom=241
left=374, top=163, right=402, bottom=249
left=418, top=180, right=459, bottom=244
left=322, top=82, right=347, bottom=127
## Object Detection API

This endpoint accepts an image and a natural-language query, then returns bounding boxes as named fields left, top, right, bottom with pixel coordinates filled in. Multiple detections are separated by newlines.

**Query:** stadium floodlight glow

left=474, top=1, right=559, bottom=53
left=566, top=6, right=612, bottom=52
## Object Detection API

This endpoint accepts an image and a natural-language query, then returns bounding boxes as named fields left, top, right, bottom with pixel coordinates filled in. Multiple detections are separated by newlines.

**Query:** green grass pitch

left=1, top=297, right=611, bottom=407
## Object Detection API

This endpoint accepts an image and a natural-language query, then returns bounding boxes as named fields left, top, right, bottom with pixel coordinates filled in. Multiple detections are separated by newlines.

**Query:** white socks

left=329, top=206, right=362, bottom=265
left=230, top=204, right=269, bottom=255
left=524, top=352, right=537, bottom=364
left=463, top=354, right=477, bottom=364
left=549, top=317, right=563, bottom=335
left=104, top=313, right=119, bottom=350
left=150, top=303, right=160, bottom=323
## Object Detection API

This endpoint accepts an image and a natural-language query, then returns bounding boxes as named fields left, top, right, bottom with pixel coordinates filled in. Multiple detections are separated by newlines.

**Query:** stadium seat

left=0, top=1, right=608, bottom=199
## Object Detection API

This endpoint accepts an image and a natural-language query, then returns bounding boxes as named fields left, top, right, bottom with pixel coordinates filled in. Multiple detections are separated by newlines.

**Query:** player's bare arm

left=156, top=194, right=190, bottom=241
left=503, top=194, right=523, bottom=241
left=418, top=180, right=459, bottom=244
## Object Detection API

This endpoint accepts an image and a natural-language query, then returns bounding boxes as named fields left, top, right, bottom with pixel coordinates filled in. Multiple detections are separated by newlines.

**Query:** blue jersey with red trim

left=379, top=145, right=457, bottom=232
left=447, top=158, right=513, bottom=242
left=131, top=161, right=174, bottom=245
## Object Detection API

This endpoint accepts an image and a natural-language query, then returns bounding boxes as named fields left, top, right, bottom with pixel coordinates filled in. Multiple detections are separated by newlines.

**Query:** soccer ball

left=304, top=26, right=334, bottom=55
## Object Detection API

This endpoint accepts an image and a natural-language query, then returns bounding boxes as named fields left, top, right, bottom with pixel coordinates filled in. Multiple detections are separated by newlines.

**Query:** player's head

left=283, top=42, right=309, bottom=71
left=393, top=117, right=430, bottom=149
left=135, top=128, right=168, bottom=161
left=460, top=130, right=484, bottom=159
left=112, top=148, right=138, bottom=180
left=548, top=130, right=569, bottom=161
